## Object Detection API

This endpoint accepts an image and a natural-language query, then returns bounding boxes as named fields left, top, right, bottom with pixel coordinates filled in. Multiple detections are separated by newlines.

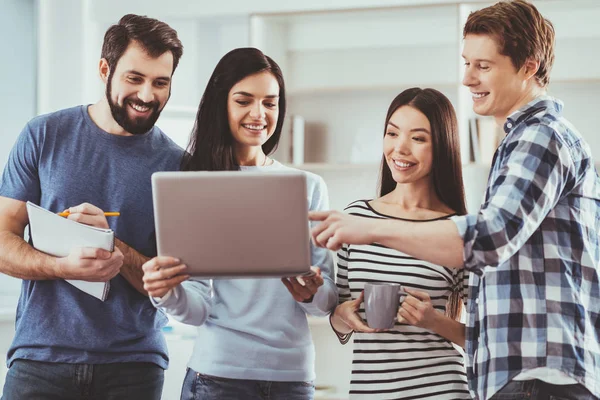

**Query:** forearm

left=429, top=312, right=465, bottom=348
left=153, top=280, right=212, bottom=326
left=115, top=238, right=149, bottom=296
left=375, top=219, right=465, bottom=268
left=0, top=230, right=60, bottom=280
left=301, top=237, right=338, bottom=316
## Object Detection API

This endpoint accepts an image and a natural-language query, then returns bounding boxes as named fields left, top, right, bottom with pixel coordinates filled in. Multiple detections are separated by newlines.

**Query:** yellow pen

left=58, top=211, right=120, bottom=217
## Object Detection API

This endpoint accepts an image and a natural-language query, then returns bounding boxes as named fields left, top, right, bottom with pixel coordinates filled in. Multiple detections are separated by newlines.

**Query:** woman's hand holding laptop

left=281, top=266, right=323, bottom=302
left=142, top=256, right=190, bottom=298
left=142, top=256, right=323, bottom=302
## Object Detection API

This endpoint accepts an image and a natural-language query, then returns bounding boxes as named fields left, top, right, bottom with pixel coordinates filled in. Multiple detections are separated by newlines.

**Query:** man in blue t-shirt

left=0, top=14, right=184, bottom=399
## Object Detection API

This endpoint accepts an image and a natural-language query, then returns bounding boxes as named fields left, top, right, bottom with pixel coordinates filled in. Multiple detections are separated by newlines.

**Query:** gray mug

left=364, top=282, right=406, bottom=329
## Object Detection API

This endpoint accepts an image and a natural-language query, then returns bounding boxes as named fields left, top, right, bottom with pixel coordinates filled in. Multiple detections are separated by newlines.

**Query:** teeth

left=394, top=160, right=413, bottom=168
left=243, top=124, right=265, bottom=130
left=131, top=103, right=149, bottom=112
left=472, top=93, right=487, bottom=99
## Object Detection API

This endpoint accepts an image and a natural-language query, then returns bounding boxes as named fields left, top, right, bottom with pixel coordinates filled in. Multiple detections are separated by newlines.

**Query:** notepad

left=26, top=201, right=114, bottom=301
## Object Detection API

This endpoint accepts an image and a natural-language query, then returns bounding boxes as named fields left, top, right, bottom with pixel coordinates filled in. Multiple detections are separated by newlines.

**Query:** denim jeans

left=1, top=359, right=164, bottom=400
left=180, top=368, right=315, bottom=400
left=490, top=379, right=598, bottom=400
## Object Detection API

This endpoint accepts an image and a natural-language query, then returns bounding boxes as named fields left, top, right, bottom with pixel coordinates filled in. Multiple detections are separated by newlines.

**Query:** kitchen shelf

left=287, top=82, right=459, bottom=96
left=549, top=78, right=600, bottom=85
left=160, top=105, right=198, bottom=118
left=286, top=163, right=379, bottom=172
left=285, top=44, right=458, bottom=94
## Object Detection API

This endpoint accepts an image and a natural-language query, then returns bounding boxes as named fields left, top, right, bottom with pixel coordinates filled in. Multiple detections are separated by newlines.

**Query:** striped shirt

left=451, top=96, right=600, bottom=399
left=334, top=200, right=472, bottom=399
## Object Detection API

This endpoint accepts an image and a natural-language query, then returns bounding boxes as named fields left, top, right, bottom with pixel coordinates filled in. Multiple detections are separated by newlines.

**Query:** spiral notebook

left=26, top=201, right=114, bottom=301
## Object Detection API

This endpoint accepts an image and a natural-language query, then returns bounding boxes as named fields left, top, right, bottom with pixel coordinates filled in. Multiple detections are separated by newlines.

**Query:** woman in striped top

left=329, top=88, right=472, bottom=399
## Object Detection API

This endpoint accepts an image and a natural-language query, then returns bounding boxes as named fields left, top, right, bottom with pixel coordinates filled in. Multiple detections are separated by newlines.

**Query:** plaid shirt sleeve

left=451, top=123, right=576, bottom=273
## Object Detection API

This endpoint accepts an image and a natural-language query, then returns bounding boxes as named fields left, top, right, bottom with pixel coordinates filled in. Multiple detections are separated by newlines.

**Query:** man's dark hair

left=101, top=14, right=183, bottom=75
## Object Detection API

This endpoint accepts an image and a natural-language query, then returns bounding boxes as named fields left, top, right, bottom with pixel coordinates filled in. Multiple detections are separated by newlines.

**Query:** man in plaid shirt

left=309, top=1, right=599, bottom=399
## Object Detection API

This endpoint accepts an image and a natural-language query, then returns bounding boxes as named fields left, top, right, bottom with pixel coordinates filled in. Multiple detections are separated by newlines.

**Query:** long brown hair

left=378, top=87, right=467, bottom=320
left=181, top=48, right=286, bottom=171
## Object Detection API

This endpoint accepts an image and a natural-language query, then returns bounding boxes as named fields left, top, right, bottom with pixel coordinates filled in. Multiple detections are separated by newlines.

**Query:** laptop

left=151, top=170, right=312, bottom=278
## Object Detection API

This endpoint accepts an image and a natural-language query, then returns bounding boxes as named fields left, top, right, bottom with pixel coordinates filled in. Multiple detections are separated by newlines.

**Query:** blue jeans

left=1, top=359, right=164, bottom=400
left=490, top=379, right=597, bottom=400
left=180, top=368, right=315, bottom=400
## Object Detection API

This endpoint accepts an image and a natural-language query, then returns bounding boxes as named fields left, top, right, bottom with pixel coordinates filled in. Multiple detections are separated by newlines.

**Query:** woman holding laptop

left=141, top=47, right=337, bottom=400
left=329, top=88, right=472, bottom=399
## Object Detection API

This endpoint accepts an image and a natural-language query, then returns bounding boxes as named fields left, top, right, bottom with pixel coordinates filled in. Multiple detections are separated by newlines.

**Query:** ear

left=522, top=58, right=540, bottom=81
left=99, top=58, right=110, bottom=83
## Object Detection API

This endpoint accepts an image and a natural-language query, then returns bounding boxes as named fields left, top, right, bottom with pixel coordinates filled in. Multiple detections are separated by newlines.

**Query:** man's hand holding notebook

left=55, top=247, right=122, bottom=283
left=26, top=202, right=123, bottom=301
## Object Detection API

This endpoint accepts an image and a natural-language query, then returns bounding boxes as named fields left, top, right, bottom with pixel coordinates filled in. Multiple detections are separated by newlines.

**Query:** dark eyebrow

left=387, top=121, right=430, bottom=134
left=125, top=70, right=171, bottom=82
left=232, top=91, right=279, bottom=99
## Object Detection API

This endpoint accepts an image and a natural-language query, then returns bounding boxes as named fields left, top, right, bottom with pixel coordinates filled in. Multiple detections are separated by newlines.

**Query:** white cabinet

left=250, top=4, right=465, bottom=210
left=245, top=0, right=600, bottom=211
left=152, top=1, right=600, bottom=212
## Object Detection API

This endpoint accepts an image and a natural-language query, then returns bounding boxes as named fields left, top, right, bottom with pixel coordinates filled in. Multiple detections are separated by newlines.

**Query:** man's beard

left=106, top=74, right=164, bottom=135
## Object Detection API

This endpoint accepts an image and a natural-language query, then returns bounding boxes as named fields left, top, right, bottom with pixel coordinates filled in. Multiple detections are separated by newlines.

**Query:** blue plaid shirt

left=451, top=96, right=600, bottom=400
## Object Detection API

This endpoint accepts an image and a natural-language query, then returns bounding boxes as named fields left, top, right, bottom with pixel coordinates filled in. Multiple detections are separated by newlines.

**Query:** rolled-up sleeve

left=451, top=124, right=574, bottom=273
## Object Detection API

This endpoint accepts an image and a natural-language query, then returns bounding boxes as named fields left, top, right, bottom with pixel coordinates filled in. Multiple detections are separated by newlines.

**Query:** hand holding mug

left=333, top=291, right=379, bottom=333
left=281, top=266, right=323, bottom=302
left=396, top=288, right=439, bottom=330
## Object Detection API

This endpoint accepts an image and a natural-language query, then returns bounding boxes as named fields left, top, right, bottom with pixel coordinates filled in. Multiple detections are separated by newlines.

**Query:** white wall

left=0, top=0, right=37, bottom=298
left=89, top=0, right=485, bottom=22
left=0, top=0, right=37, bottom=390
left=0, top=0, right=37, bottom=172
left=36, top=0, right=86, bottom=113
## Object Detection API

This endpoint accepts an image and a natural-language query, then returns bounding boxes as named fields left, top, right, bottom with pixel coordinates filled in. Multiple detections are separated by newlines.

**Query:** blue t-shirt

left=0, top=105, right=184, bottom=368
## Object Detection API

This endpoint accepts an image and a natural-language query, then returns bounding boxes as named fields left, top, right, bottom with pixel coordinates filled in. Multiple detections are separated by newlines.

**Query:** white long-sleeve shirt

left=153, top=161, right=337, bottom=382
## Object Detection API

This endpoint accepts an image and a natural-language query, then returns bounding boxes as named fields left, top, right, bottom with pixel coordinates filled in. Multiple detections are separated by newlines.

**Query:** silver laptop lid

left=152, top=170, right=310, bottom=278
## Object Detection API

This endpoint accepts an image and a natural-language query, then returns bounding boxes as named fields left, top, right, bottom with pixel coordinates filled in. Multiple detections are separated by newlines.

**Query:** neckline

left=240, top=160, right=281, bottom=170
left=362, top=199, right=457, bottom=222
